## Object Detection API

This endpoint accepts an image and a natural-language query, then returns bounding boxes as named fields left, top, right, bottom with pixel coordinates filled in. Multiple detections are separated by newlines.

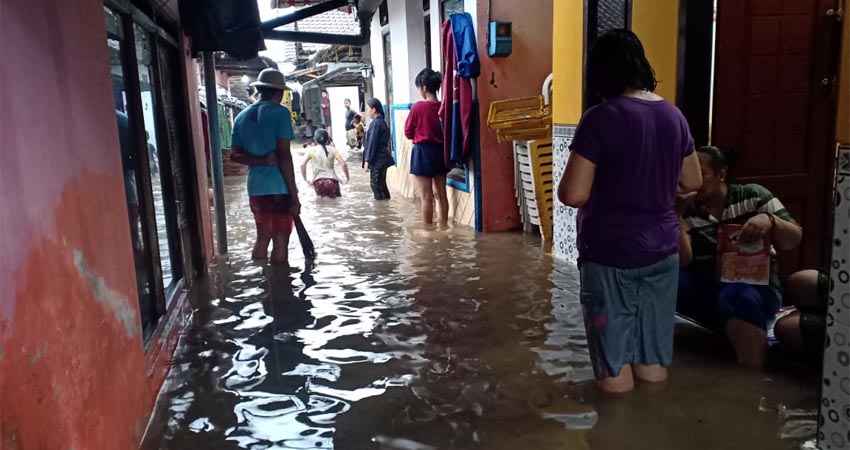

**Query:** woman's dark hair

left=314, top=129, right=331, bottom=156
left=586, top=29, right=658, bottom=99
left=367, top=98, right=385, bottom=117
left=415, top=68, right=442, bottom=94
left=697, top=146, right=738, bottom=176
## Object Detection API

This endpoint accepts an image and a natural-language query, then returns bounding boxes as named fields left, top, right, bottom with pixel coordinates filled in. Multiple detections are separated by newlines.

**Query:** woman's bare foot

left=597, top=364, right=635, bottom=393
left=634, top=364, right=668, bottom=383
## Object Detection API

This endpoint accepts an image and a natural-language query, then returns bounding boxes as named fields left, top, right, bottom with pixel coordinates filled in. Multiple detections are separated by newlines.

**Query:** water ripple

left=146, top=159, right=818, bottom=450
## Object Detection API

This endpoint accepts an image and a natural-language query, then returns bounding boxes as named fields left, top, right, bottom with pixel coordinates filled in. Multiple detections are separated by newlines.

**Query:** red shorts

left=313, top=178, right=341, bottom=198
left=249, top=195, right=293, bottom=232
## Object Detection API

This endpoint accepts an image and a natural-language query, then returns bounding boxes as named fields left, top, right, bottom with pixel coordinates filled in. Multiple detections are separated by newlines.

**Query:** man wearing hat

left=230, top=68, right=300, bottom=266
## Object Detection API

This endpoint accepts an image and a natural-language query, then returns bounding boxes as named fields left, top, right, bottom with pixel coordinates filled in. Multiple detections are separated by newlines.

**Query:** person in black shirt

left=344, top=98, right=356, bottom=131
left=362, top=98, right=394, bottom=200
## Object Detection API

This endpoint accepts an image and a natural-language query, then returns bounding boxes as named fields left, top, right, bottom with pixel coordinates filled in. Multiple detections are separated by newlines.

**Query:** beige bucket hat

left=250, top=68, right=290, bottom=91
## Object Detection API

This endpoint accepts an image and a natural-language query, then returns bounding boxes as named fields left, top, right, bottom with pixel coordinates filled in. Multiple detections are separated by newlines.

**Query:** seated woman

left=300, top=129, right=349, bottom=198
left=678, top=146, right=803, bottom=369
left=773, top=269, right=828, bottom=362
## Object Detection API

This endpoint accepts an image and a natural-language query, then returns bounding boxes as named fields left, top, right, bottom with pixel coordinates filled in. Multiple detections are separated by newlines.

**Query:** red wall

left=476, top=0, right=553, bottom=231
left=0, top=0, right=207, bottom=448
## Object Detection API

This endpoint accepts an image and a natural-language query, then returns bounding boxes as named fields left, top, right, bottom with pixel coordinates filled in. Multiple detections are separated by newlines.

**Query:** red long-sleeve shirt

left=404, top=101, right=443, bottom=144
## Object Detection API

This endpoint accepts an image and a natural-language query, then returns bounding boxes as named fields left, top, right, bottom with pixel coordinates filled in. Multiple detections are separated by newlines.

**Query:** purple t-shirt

left=569, top=96, right=694, bottom=269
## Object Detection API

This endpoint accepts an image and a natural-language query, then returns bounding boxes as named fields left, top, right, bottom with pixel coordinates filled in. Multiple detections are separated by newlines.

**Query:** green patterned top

left=682, top=183, right=796, bottom=292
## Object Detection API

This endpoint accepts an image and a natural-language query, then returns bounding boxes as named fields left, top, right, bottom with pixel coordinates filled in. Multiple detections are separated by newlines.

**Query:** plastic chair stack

left=513, top=138, right=554, bottom=241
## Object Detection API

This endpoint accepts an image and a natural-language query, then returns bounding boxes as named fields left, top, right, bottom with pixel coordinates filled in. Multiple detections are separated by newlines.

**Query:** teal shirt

left=231, top=101, right=295, bottom=196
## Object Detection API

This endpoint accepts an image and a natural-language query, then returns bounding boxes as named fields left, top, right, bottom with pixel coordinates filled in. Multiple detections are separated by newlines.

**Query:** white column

left=368, top=13, right=387, bottom=107
left=387, top=0, right=427, bottom=104
left=429, top=0, right=442, bottom=75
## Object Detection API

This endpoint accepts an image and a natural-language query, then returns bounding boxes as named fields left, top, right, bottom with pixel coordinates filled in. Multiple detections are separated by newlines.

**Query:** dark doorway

left=676, top=0, right=715, bottom=147
left=425, top=14, right=432, bottom=69
left=584, top=0, right=633, bottom=110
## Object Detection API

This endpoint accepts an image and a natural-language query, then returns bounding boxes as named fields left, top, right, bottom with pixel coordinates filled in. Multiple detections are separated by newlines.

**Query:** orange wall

left=0, top=0, right=206, bottom=448
left=631, top=0, right=679, bottom=102
left=477, top=0, right=554, bottom=231
left=552, top=0, right=584, bottom=125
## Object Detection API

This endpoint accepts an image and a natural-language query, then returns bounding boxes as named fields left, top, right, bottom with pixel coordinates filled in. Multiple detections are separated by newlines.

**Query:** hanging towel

left=439, top=21, right=456, bottom=168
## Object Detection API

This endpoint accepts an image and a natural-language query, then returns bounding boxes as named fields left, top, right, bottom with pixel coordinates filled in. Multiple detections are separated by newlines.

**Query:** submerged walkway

left=144, top=150, right=819, bottom=450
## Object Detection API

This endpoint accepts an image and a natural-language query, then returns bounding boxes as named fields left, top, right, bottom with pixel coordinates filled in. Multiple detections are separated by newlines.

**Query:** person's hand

left=364, top=162, right=370, bottom=170
left=740, top=213, right=773, bottom=244
left=675, top=191, right=697, bottom=215
left=289, top=197, right=302, bottom=216
left=262, top=152, right=278, bottom=165
left=344, top=177, right=350, bottom=185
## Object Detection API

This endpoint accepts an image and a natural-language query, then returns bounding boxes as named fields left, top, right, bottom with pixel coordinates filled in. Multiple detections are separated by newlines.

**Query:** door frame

left=105, top=0, right=207, bottom=342
left=117, top=9, right=169, bottom=322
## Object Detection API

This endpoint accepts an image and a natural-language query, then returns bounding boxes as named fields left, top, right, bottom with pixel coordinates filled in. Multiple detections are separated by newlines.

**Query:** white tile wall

left=820, top=145, right=850, bottom=450
left=552, top=124, right=578, bottom=264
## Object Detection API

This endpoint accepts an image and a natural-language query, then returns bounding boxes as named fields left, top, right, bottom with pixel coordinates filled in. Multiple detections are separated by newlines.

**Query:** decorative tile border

left=552, top=124, right=578, bottom=264
left=820, top=144, right=850, bottom=450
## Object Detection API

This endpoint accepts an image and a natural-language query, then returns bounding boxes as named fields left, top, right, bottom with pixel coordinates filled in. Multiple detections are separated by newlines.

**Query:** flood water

left=144, top=149, right=820, bottom=450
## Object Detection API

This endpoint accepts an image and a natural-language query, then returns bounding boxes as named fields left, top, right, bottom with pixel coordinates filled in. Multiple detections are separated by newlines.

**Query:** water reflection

left=146, top=151, right=819, bottom=450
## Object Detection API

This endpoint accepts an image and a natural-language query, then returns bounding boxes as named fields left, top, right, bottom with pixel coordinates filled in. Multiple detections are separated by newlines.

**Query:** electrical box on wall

left=487, top=21, right=512, bottom=57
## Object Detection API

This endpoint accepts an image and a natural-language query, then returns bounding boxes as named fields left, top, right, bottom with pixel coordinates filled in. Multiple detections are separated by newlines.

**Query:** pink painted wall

left=476, top=0, right=553, bottom=231
left=0, top=0, right=209, bottom=448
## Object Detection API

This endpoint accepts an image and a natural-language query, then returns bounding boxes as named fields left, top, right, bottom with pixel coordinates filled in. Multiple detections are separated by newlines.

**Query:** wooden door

left=712, top=0, right=843, bottom=272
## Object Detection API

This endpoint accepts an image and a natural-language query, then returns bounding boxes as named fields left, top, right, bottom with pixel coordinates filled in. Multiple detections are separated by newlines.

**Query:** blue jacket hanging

left=439, top=13, right=480, bottom=167
left=450, top=13, right=480, bottom=78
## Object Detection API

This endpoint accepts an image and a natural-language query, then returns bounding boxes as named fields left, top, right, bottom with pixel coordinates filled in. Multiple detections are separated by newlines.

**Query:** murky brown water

left=144, top=150, right=820, bottom=450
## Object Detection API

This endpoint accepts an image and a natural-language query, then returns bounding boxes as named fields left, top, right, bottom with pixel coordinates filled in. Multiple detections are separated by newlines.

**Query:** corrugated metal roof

left=265, top=7, right=361, bottom=62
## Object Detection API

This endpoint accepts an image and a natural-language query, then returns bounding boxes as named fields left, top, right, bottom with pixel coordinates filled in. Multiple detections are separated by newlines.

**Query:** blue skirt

left=410, top=142, right=449, bottom=177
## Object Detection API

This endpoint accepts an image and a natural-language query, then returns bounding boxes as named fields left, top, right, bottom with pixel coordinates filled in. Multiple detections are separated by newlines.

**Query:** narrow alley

left=143, top=158, right=819, bottom=450
left=3, top=0, right=849, bottom=449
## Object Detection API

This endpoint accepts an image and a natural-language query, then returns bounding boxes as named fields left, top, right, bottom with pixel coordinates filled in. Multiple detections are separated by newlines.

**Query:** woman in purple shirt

left=558, top=29, right=702, bottom=393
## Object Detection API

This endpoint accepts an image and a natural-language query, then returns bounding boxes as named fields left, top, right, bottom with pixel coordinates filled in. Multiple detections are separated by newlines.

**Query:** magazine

left=718, top=224, right=771, bottom=286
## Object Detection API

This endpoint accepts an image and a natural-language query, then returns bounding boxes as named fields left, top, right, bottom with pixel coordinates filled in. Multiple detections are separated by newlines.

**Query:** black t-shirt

left=345, top=109, right=356, bottom=130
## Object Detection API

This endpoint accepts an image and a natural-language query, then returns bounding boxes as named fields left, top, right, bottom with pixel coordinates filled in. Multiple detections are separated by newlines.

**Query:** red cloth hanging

left=438, top=21, right=455, bottom=167
left=438, top=20, right=474, bottom=166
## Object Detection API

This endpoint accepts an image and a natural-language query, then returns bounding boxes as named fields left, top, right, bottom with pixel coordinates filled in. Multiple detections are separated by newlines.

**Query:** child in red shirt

left=404, top=68, right=449, bottom=225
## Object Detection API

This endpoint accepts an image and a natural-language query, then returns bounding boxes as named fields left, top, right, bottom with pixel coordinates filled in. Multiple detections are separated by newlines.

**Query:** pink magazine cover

left=717, top=224, right=771, bottom=286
